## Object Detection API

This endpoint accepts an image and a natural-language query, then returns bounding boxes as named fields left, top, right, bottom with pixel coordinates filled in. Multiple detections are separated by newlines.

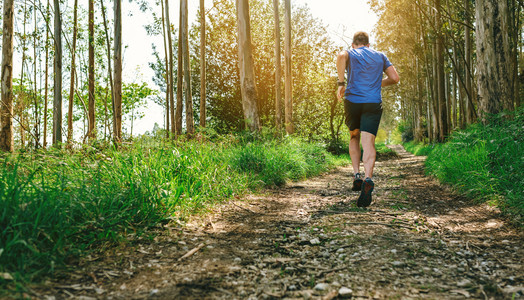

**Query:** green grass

left=0, top=134, right=356, bottom=289
left=402, top=107, right=523, bottom=223
left=0, top=132, right=396, bottom=289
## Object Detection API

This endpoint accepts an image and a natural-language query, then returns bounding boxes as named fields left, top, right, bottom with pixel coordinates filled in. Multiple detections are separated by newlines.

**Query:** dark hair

left=353, top=31, right=369, bottom=46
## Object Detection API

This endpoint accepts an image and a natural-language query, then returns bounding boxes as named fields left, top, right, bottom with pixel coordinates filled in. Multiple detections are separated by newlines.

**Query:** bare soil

left=25, top=146, right=524, bottom=299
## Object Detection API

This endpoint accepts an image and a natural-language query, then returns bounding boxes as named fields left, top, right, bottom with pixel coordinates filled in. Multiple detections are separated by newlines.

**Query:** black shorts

left=344, top=101, right=383, bottom=136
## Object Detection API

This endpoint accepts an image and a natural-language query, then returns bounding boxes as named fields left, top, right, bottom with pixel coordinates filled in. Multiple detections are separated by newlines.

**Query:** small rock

left=150, top=289, right=159, bottom=296
left=339, top=287, right=353, bottom=298
left=301, top=290, right=313, bottom=299
left=336, top=248, right=345, bottom=253
left=314, top=283, right=329, bottom=291
left=392, top=261, right=406, bottom=267
left=457, top=279, right=472, bottom=287
left=288, top=284, right=297, bottom=291
left=310, top=238, right=321, bottom=245
left=390, top=249, right=397, bottom=254
left=234, top=257, right=242, bottom=263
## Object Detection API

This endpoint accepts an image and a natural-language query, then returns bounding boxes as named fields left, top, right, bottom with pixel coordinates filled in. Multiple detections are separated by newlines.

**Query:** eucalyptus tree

left=475, top=0, right=515, bottom=117
left=199, top=0, right=206, bottom=128
left=176, top=0, right=183, bottom=135
left=284, top=0, right=292, bottom=134
left=88, top=0, right=96, bottom=141
left=53, top=0, right=63, bottom=146
left=113, top=0, right=122, bottom=142
left=67, top=0, right=79, bottom=147
left=182, top=0, right=195, bottom=136
left=164, top=0, right=175, bottom=137
left=235, top=0, right=260, bottom=132
left=273, top=0, right=282, bottom=129
left=1, top=0, right=14, bottom=151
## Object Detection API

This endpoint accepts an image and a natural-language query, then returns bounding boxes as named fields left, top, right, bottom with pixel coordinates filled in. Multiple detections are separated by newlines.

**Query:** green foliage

left=404, top=108, right=524, bottom=223
left=403, top=141, right=436, bottom=156
left=0, top=135, right=351, bottom=287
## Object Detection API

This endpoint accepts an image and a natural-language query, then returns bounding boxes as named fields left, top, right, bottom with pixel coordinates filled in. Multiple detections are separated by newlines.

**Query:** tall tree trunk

left=431, top=42, right=439, bottom=141
left=161, top=0, right=170, bottom=138
left=113, top=0, right=122, bottom=142
left=475, top=0, right=514, bottom=118
left=99, top=0, right=114, bottom=141
left=44, top=0, right=50, bottom=148
left=199, top=0, right=206, bottom=128
left=284, top=0, right=293, bottom=134
left=182, top=0, right=194, bottom=136
left=33, top=4, right=40, bottom=148
left=67, top=0, right=79, bottom=148
left=0, top=0, right=14, bottom=152
left=436, top=0, right=448, bottom=141
left=165, top=0, right=176, bottom=138
left=20, top=0, right=28, bottom=149
left=88, top=0, right=96, bottom=141
left=464, top=0, right=475, bottom=124
left=273, top=0, right=282, bottom=130
left=176, top=0, right=184, bottom=135
left=235, top=0, right=260, bottom=132
left=53, top=0, right=63, bottom=146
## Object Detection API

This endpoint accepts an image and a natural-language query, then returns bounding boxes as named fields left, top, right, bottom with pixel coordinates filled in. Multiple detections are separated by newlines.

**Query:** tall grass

left=403, top=108, right=523, bottom=223
left=0, top=135, right=350, bottom=287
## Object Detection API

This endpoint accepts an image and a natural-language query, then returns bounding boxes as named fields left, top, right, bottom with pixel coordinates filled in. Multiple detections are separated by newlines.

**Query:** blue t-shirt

left=345, top=47, right=392, bottom=103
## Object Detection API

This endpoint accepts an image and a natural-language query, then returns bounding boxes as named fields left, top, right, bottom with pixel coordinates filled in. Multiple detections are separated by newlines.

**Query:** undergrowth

left=403, top=107, right=523, bottom=224
left=0, top=134, right=364, bottom=289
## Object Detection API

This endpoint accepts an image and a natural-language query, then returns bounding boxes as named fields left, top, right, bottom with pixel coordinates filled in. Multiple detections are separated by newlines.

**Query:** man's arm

left=336, top=51, right=348, bottom=102
left=382, top=65, right=399, bottom=87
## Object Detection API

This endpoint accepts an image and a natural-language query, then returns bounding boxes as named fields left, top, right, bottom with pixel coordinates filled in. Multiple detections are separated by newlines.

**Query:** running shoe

left=352, top=173, right=363, bottom=191
left=357, top=177, right=374, bottom=207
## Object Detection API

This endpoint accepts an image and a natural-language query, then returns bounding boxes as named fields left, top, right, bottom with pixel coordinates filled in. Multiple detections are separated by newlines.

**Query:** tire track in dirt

left=37, top=145, right=523, bottom=299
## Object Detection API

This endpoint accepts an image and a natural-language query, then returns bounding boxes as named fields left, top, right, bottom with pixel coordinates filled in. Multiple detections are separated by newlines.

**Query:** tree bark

left=44, top=0, right=50, bottom=148
left=176, top=0, right=183, bottom=135
left=88, top=0, right=96, bottom=141
left=182, top=0, right=194, bottom=136
left=199, top=0, right=206, bottom=128
left=0, top=0, right=14, bottom=152
left=464, top=0, right=475, bottom=124
left=284, top=0, right=293, bottom=134
left=67, top=0, right=79, bottom=147
left=165, top=0, right=176, bottom=138
left=53, top=0, right=63, bottom=146
left=161, top=0, right=170, bottom=138
left=475, top=0, right=514, bottom=118
left=113, top=0, right=122, bottom=142
left=273, top=0, right=282, bottom=130
left=235, top=0, right=260, bottom=132
left=436, top=0, right=448, bottom=141
left=99, top=0, right=114, bottom=141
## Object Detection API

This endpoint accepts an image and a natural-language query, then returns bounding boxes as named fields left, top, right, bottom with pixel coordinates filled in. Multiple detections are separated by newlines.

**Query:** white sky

left=128, top=0, right=378, bottom=134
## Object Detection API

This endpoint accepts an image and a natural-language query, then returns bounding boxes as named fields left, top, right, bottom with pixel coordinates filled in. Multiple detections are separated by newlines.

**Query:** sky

left=127, top=0, right=378, bottom=134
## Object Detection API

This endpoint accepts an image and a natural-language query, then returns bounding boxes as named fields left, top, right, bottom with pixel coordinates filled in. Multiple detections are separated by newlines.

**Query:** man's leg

left=349, top=129, right=361, bottom=174
left=360, top=131, right=376, bottom=179
left=357, top=131, right=376, bottom=207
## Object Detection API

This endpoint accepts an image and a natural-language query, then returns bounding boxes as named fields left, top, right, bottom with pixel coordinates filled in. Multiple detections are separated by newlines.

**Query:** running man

left=336, top=31, right=399, bottom=207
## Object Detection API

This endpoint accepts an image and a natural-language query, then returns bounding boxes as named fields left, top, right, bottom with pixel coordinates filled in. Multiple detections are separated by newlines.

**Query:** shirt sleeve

left=382, top=53, right=393, bottom=71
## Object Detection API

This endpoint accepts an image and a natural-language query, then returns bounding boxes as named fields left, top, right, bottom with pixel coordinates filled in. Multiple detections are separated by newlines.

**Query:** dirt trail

left=36, top=146, right=522, bottom=299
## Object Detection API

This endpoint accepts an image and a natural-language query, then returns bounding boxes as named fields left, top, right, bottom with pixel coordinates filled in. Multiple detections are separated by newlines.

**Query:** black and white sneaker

left=357, top=177, right=374, bottom=207
left=352, top=173, right=363, bottom=191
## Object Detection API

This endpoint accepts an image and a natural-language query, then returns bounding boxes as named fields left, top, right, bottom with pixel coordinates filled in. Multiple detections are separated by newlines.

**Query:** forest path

left=40, top=146, right=523, bottom=299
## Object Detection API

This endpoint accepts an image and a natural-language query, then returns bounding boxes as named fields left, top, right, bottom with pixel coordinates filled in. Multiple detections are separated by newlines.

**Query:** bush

left=405, top=107, right=523, bottom=223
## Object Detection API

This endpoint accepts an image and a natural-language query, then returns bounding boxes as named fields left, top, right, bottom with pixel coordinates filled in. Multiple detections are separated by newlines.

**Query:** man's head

left=352, top=31, right=370, bottom=48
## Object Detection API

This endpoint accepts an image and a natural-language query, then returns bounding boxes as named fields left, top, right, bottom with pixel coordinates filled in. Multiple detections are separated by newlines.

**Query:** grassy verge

left=1, top=135, right=357, bottom=289
left=403, top=108, right=523, bottom=224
